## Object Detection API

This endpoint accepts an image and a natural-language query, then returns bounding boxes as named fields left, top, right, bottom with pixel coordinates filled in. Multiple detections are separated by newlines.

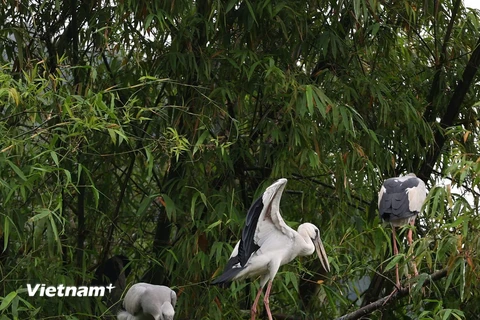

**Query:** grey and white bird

left=378, top=173, right=427, bottom=288
left=117, top=283, right=176, bottom=320
left=212, top=178, right=330, bottom=320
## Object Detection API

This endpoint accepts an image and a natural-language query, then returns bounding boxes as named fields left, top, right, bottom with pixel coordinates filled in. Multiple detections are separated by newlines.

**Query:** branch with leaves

left=334, top=268, right=448, bottom=320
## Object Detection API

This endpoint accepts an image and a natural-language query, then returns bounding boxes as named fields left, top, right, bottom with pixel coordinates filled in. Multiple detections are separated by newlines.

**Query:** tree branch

left=419, top=36, right=480, bottom=182
left=334, top=268, right=448, bottom=320
left=424, top=0, right=461, bottom=122
left=101, top=154, right=136, bottom=264
left=234, top=269, right=448, bottom=320
left=292, top=173, right=371, bottom=207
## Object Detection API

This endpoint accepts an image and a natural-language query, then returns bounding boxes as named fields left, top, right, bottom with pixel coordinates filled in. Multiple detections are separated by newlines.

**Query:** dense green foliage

left=1, top=0, right=480, bottom=319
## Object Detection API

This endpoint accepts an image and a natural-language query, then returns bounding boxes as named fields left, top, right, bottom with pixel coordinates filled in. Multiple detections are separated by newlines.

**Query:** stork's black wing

left=379, top=177, right=422, bottom=222
left=238, top=195, right=263, bottom=266
left=211, top=195, right=263, bottom=286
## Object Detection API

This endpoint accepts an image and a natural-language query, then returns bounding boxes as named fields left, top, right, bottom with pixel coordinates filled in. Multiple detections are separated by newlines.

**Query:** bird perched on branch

left=378, top=173, right=427, bottom=288
left=117, top=283, right=176, bottom=320
left=212, top=178, right=330, bottom=320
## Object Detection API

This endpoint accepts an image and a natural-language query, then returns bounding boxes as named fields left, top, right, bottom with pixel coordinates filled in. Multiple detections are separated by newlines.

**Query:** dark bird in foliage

left=92, top=255, right=131, bottom=310
left=117, top=283, right=176, bottom=320
left=212, top=178, right=330, bottom=320
left=378, top=173, right=427, bottom=288
left=92, top=255, right=131, bottom=287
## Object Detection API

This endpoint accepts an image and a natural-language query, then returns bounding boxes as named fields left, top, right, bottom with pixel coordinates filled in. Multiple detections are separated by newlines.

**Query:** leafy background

left=1, top=0, right=480, bottom=319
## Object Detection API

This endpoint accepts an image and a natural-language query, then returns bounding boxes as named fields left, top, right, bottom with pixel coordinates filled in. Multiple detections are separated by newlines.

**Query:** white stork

left=212, top=178, right=330, bottom=320
left=378, top=173, right=427, bottom=288
left=117, top=283, right=176, bottom=320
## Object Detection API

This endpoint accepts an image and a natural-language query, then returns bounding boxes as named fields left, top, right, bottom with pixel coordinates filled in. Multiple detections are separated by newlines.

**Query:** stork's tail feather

left=211, top=267, right=244, bottom=287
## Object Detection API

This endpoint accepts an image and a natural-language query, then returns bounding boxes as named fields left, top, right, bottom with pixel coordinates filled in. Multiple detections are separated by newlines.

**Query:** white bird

left=117, top=283, right=176, bottom=320
left=378, top=173, right=427, bottom=288
left=212, top=178, right=330, bottom=320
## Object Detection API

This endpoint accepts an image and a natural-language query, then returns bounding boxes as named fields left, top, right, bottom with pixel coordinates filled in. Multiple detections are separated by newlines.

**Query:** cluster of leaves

left=0, top=0, right=480, bottom=319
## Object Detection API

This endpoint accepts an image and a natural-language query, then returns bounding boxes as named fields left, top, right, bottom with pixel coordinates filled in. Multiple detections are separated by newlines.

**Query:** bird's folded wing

left=406, top=180, right=427, bottom=212
left=123, top=285, right=146, bottom=314
left=171, top=290, right=177, bottom=308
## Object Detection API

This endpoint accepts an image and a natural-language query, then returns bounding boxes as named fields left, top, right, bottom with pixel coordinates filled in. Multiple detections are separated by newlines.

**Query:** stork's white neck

left=296, top=224, right=315, bottom=256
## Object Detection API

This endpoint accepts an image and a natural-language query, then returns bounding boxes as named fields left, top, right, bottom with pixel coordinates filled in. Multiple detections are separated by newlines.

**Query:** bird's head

left=262, top=178, right=287, bottom=210
left=298, top=223, right=330, bottom=273
left=160, top=301, right=175, bottom=320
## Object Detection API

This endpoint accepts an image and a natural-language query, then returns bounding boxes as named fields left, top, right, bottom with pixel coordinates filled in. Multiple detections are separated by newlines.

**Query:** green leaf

left=11, top=293, right=18, bottom=318
left=2, top=218, right=9, bottom=253
left=193, top=130, right=210, bottom=156
left=6, top=160, right=26, bottom=181
left=206, top=220, right=222, bottom=232
left=244, top=0, right=258, bottom=24
left=442, top=309, right=452, bottom=320
left=460, top=259, right=465, bottom=301
left=385, top=254, right=405, bottom=272
left=161, top=194, right=176, bottom=221
left=48, top=213, right=60, bottom=242
left=29, top=209, right=51, bottom=222
left=305, top=85, right=314, bottom=115
left=107, top=128, right=117, bottom=144
left=145, top=14, right=155, bottom=28
left=144, top=147, right=154, bottom=180
left=136, top=196, right=154, bottom=217
left=412, top=273, right=429, bottom=295
left=50, top=151, right=59, bottom=166
left=0, top=291, right=17, bottom=311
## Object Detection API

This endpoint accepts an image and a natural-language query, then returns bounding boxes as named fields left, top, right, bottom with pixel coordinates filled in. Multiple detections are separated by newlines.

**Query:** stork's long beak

left=314, top=235, right=330, bottom=272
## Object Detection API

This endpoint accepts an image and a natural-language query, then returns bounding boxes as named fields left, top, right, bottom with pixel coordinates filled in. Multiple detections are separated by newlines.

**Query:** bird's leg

left=263, top=280, right=274, bottom=320
left=407, top=222, right=413, bottom=245
left=392, top=227, right=401, bottom=290
left=382, top=229, right=401, bottom=305
left=406, top=220, right=424, bottom=294
left=250, top=286, right=263, bottom=320
left=408, top=220, right=419, bottom=277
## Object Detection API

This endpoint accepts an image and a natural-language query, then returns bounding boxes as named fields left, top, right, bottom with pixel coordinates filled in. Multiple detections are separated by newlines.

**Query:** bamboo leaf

left=305, top=85, right=314, bottom=115
left=6, top=160, right=26, bottom=181
left=161, top=194, right=176, bottom=221
left=50, top=151, right=59, bottom=166
left=385, top=254, right=405, bottom=272
left=0, top=291, right=17, bottom=311
left=29, top=209, right=51, bottom=223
